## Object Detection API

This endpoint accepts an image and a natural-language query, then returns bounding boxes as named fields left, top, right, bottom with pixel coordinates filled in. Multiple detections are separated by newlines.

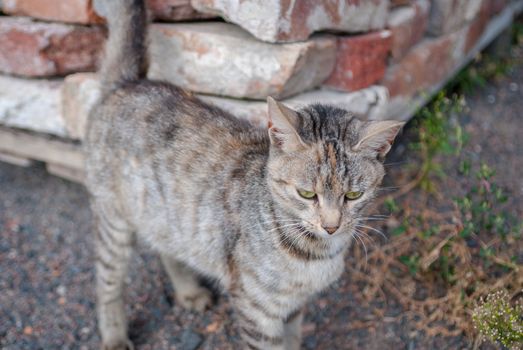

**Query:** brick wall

left=0, top=0, right=521, bottom=182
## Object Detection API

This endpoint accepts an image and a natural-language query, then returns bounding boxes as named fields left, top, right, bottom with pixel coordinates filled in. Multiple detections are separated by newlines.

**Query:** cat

left=84, top=0, right=404, bottom=349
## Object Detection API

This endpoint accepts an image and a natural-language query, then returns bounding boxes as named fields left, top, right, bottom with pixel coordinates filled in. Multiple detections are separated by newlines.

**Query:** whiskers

left=280, top=225, right=307, bottom=246
left=351, top=215, right=389, bottom=265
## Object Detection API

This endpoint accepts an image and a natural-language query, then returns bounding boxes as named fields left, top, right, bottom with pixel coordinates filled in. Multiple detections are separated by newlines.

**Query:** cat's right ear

left=267, top=97, right=305, bottom=152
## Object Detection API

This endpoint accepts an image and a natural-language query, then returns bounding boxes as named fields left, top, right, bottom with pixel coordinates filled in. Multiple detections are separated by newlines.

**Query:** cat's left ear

left=267, top=97, right=305, bottom=151
left=354, top=120, right=405, bottom=158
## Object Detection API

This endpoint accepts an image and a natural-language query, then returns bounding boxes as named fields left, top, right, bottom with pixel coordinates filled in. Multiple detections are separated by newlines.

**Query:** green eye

left=345, top=191, right=363, bottom=200
left=298, top=189, right=316, bottom=199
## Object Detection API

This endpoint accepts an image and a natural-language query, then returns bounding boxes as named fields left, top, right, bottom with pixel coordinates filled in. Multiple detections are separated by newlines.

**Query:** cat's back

left=84, top=79, right=269, bottom=207
left=86, top=80, right=252, bottom=153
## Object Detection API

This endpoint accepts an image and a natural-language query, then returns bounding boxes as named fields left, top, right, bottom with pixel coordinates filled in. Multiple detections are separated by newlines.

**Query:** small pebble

left=56, top=285, right=67, bottom=296
left=23, top=326, right=33, bottom=335
left=509, top=82, right=518, bottom=92
left=204, top=321, right=219, bottom=333
left=487, top=94, right=495, bottom=104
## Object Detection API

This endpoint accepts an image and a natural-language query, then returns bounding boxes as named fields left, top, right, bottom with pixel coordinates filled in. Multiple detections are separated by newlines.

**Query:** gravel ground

left=1, top=57, right=522, bottom=350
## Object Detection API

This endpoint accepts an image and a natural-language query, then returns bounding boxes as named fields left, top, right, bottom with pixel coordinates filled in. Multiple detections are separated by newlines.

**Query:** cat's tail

left=96, top=0, right=148, bottom=96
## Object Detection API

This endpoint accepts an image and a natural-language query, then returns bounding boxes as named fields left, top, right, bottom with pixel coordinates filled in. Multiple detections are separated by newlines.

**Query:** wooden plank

left=0, top=127, right=84, bottom=171
left=46, top=163, right=84, bottom=183
left=0, top=151, right=34, bottom=167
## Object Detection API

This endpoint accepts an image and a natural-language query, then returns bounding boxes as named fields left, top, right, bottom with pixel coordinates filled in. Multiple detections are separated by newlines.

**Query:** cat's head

left=265, top=97, right=403, bottom=239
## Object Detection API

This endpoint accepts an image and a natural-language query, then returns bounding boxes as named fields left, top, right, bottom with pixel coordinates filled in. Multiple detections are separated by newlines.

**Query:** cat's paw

left=176, top=286, right=213, bottom=312
left=102, top=338, right=134, bottom=350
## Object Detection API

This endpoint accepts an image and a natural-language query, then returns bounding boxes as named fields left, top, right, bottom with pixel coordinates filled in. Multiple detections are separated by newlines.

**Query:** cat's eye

left=297, top=189, right=316, bottom=199
left=345, top=191, right=363, bottom=200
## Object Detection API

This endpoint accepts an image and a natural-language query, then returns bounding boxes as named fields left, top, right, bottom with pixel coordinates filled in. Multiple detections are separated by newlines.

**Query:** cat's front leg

left=93, top=206, right=135, bottom=350
left=232, top=294, right=286, bottom=350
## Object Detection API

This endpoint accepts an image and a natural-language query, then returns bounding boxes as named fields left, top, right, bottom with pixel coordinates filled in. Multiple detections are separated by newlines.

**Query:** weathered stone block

left=148, top=22, right=336, bottom=99
left=323, top=30, right=392, bottom=92
left=190, top=0, right=389, bottom=43
left=387, top=0, right=430, bottom=62
left=0, top=74, right=67, bottom=137
left=428, top=0, right=482, bottom=35
left=0, top=17, right=105, bottom=77
left=2, top=0, right=103, bottom=24
left=382, top=27, right=467, bottom=98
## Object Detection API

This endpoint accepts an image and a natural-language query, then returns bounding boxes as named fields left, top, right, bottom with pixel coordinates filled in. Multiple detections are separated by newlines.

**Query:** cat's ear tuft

left=354, top=120, right=405, bottom=158
left=267, top=96, right=305, bottom=151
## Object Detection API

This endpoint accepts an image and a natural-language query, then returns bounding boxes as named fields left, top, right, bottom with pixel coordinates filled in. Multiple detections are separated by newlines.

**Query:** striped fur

left=85, top=1, right=404, bottom=349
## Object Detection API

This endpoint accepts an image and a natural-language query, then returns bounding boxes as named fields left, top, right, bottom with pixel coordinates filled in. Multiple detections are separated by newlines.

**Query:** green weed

left=455, top=163, right=516, bottom=240
left=410, top=92, right=467, bottom=192
left=472, top=290, right=523, bottom=349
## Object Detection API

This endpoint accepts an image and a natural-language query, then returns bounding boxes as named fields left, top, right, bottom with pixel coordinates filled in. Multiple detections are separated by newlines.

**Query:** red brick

left=146, top=0, right=213, bottom=21
left=0, top=17, right=105, bottom=77
left=382, top=29, right=466, bottom=98
left=324, top=30, right=392, bottom=92
left=2, top=0, right=103, bottom=24
left=387, top=0, right=430, bottom=63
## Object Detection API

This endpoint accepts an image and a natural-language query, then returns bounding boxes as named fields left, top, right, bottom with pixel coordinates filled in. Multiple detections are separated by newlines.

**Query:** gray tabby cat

left=85, top=1, right=404, bottom=349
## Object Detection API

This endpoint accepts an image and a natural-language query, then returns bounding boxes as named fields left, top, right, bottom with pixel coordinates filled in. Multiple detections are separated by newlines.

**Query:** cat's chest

left=289, top=256, right=345, bottom=292
left=252, top=253, right=346, bottom=296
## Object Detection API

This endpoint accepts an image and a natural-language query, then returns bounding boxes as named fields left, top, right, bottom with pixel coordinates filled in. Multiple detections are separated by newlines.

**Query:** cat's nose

left=323, top=226, right=339, bottom=235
